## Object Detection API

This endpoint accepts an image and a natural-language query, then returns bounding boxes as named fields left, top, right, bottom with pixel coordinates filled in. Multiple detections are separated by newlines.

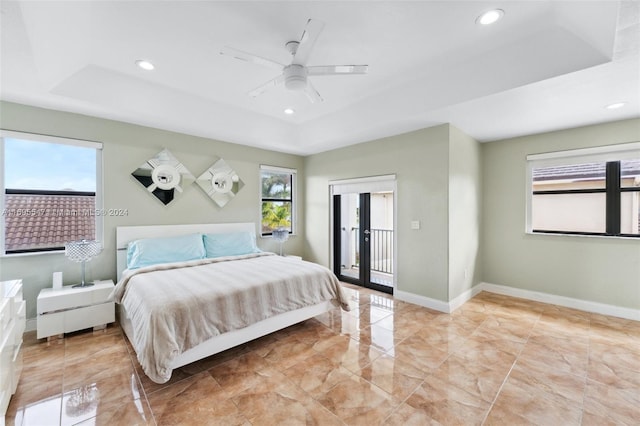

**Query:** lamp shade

left=272, top=228, right=290, bottom=243
left=65, top=240, right=102, bottom=262
left=65, top=240, right=102, bottom=288
left=272, top=228, right=289, bottom=256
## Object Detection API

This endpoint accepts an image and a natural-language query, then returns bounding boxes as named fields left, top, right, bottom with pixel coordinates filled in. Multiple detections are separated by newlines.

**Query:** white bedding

left=112, top=252, right=349, bottom=383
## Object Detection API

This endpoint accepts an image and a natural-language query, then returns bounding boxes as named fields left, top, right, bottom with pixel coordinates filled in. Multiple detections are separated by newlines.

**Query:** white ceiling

left=1, top=1, right=638, bottom=155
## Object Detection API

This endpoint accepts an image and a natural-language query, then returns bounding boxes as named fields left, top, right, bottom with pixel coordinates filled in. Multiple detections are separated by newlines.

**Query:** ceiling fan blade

left=303, top=81, right=323, bottom=103
left=220, top=46, right=284, bottom=71
left=293, top=19, right=325, bottom=65
left=307, top=65, right=369, bottom=76
left=248, top=75, right=285, bottom=98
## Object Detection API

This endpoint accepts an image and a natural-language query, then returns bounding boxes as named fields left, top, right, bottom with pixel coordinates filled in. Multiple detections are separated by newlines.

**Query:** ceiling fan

left=220, top=19, right=368, bottom=103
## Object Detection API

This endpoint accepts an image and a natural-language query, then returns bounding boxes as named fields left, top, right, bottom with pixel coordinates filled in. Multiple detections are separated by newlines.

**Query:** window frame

left=526, top=142, right=640, bottom=239
left=0, top=129, right=104, bottom=256
left=259, top=165, right=296, bottom=237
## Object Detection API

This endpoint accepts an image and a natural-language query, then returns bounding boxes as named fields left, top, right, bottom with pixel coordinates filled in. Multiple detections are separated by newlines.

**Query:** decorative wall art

left=131, top=149, right=195, bottom=206
left=195, top=158, right=244, bottom=207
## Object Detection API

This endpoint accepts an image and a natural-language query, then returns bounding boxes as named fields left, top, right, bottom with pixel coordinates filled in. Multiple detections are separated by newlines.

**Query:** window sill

left=260, top=233, right=297, bottom=239
left=1, top=249, right=65, bottom=258
left=526, top=231, right=640, bottom=241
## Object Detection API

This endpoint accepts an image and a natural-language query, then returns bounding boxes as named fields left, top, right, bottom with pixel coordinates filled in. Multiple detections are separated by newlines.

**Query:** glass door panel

left=337, top=193, right=360, bottom=281
left=334, top=192, right=393, bottom=294
left=369, top=191, right=394, bottom=288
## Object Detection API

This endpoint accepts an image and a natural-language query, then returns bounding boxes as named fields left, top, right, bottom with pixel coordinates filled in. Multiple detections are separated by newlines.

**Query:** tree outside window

left=260, top=168, right=294, bottom=235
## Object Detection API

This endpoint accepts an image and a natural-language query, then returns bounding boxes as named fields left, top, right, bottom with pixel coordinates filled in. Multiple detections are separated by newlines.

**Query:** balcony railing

left=351, top=227, right=394, bottom=274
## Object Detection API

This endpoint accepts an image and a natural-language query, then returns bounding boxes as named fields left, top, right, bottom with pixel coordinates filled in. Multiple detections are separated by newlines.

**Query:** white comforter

left=112, top=252, right=349, bottom=383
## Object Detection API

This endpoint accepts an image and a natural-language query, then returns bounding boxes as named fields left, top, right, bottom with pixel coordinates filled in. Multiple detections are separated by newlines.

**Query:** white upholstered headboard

left=116, top=222, right=257, bottom=280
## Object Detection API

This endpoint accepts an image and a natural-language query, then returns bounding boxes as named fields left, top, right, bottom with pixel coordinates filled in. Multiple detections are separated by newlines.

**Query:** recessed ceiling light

left=605, top=102, right=626, bottom=110
left=284, top=108, right=295, bottom=115
left=476, top=9, right=504, bottom=26
left=136, top=60, right=155, bottom=71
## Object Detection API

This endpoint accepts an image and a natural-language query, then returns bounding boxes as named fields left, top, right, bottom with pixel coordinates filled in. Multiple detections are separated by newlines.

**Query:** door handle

left=363, top=230, right=371, bottom=234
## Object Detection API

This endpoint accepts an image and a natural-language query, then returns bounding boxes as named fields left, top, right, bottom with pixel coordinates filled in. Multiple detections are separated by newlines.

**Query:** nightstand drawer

left=37, top=283, right=113, bottom=314
left=64, top=302, right=114, bottom=333
left=37, top=311, right=64, bottom=339
left=37, top=302, right=115, bottom=338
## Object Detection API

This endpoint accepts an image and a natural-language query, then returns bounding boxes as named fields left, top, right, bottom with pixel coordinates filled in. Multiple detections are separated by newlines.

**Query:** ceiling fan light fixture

left=284, top=64, right=308, bottom=90
left=285, top=41, right=300, bottom=55
left=605, top=102, right=626, bottom=110
left=476, top=9, right=504, bottom=26
left=222, top=18, right=368, bottom=102
left=286, top=78, right=306, bottom=90
left=135, top=59, right=155, bottom=71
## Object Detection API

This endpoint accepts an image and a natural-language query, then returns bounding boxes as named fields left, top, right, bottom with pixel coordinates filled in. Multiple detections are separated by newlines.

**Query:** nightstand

left=37, top=280, right=115, bottom=339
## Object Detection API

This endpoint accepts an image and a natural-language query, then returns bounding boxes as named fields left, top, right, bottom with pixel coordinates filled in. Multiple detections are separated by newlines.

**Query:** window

left=527, top=142, right=640, bottom=237
left=260, top=165, right=295, bottom=236
left=0, top=130, right=103, bottom=254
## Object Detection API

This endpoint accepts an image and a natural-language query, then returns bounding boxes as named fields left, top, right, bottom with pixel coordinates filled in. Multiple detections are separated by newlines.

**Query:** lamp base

left=72, top=282, right=95, bottom=288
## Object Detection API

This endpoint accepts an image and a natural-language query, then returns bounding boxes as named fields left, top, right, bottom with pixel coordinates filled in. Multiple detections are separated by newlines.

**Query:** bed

left=114, top=222, right=349, bottom=384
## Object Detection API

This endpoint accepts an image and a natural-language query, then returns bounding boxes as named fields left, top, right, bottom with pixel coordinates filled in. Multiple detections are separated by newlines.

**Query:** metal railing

left=351, top=227, right=394, bottom=274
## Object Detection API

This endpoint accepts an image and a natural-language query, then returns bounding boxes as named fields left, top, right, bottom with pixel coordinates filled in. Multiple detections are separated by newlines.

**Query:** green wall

left=0, top=101, right=305, bottom=319
left=482, top=118, right=640, bottom=309
left=304, top=124, right=483, bottom=303
left=449, top=125, right=483, bottom=301
left=2, top=100, right=636, bottom=321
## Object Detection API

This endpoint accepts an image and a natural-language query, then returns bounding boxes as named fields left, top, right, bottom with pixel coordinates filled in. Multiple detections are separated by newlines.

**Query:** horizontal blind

left=527, top=142, right=640, bottom=168
left=330, top=174, right=396, bottom=195
left=0, top=129, right=102, bottom=150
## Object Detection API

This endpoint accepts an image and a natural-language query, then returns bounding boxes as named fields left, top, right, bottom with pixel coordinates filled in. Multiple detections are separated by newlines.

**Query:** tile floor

left=6, top=284, right=640, bottom=425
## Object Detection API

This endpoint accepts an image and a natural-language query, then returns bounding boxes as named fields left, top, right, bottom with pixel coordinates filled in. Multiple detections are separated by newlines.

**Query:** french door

left=333, top=191, right=394, bottom=294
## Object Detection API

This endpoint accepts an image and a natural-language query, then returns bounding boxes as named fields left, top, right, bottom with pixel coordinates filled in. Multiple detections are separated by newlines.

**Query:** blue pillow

left=127, top=233, right=205, bottom=269
left=203, top=232, right=260, bottom=258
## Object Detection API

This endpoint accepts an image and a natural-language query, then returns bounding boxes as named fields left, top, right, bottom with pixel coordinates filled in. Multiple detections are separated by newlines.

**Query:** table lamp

left=65, top=240, right=102, bottom=288
left=271, top=228, right=290, bottom=256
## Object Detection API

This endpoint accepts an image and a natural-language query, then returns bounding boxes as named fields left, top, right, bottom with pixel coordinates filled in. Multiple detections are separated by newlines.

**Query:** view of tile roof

left=533, top=159, right=640, bottom=182
left=4, top=192, right=95, bottom=252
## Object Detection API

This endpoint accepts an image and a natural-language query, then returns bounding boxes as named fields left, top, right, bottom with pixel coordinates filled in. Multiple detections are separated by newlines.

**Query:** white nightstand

left=37, top=280, right=115, bottom=339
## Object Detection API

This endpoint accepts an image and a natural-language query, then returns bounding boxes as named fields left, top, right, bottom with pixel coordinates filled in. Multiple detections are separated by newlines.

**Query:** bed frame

left=116, top=222, right=334, bottom=370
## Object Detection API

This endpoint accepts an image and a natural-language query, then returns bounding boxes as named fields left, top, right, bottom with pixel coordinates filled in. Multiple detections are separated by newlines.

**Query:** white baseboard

left=395, top=282, right=638, bottom=321
left=449, top=285, right=484, bottom=312
left=395, top=290, right=451, bottom=313
left=480, top=282, right=640, bottom=321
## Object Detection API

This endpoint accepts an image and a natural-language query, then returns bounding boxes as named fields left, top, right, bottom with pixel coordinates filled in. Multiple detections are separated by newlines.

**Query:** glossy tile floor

left=7, top=285, right=640, bottom=425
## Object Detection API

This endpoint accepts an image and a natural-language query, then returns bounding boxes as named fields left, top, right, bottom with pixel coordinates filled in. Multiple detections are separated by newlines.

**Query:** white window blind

left=330, top=175, right=396, bottom=195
